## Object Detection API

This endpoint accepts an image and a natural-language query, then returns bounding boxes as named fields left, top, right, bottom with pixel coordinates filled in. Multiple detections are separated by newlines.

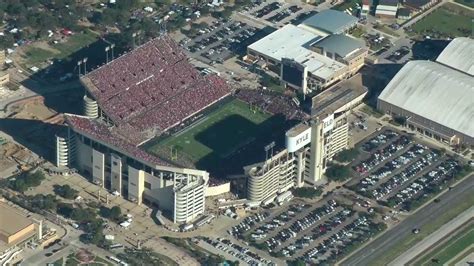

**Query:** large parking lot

left=246, top=1, right=316, bottom=27
left=228, top=196, right=386, bottom=264
left=347, top=128, right=465, bottom=211
left=180, top=18, right=268, bottom=64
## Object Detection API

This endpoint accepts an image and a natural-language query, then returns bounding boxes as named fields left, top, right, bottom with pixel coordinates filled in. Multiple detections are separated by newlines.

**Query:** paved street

left=340, top=173, right=474, bottom=266
left=390, top=206, right=474, bottom=265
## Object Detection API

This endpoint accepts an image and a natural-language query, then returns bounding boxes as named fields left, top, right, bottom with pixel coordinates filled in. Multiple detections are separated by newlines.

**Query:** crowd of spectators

left=236, top=89, right=308, bottom=121
left=65, top=115, right=172, bottom=167
left=85, top=35, right=230, bottom=133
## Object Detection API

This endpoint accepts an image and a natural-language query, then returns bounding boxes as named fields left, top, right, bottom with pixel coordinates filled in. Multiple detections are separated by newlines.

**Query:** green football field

left=147, top=99, right=275, bottom=163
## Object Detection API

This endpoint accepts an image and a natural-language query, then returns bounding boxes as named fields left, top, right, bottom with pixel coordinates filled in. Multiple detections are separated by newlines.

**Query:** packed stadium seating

left=66, top=115, right=171, bottom=166
left=236, top=89, right=308, bottom=121
left=84, top=35, right=230, bottom=133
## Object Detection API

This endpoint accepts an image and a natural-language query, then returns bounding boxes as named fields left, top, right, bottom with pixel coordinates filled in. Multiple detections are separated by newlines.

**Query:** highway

left=340, top=174, right=474, bottom=266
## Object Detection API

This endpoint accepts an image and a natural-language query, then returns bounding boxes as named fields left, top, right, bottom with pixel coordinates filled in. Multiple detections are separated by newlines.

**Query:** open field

left=148, top=99, right=271, bottom=162
left=20, top=30, right=99, bottom=69
left=455, top=0, right=474, bottom=8
left=410, top=3, right=474, bottom=38
left=417, top=225, right=474, bottom=265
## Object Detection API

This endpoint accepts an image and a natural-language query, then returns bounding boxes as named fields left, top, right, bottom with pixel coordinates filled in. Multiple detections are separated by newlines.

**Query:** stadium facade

left=245, top=11, right=367, bottom=95
left=56, top=36, right=231, bottom=224
left=378, top=37, right=474, bottom=146
left=245, top=75, right=368, bottom=202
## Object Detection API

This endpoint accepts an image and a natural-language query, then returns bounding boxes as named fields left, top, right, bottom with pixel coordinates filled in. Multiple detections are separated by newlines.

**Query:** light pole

left=77, top=60, right=82, bottom=76
left=132, top=32, right=141, bottom=48
left=132, top=32, right=137, bottom=48
left=111, top=43, right=115, bottom=60
left=105, top=46, right=110, bottom=64
left=83, top=57, right=88, bottom=75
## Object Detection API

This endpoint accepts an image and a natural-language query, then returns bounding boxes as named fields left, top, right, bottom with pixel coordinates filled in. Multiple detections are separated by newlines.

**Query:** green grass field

left=148, top=99, right=272, bottom=163
left=418, top=226, right=474, bottom=265
left=455, top=0, right=474, bottom=8
left=411, top=3, right=473, bottom=38
left=23, top=30, right=99, bottom=68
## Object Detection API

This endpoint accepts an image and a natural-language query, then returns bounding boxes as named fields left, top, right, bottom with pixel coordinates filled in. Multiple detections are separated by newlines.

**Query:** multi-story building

left=245, top=75, right=368, bottom=202
left=246, top=11, right=367, bottom=96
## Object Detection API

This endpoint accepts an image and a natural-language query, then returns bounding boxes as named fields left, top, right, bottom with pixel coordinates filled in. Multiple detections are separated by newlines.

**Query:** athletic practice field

left=146, top=99, right=290, bottom=172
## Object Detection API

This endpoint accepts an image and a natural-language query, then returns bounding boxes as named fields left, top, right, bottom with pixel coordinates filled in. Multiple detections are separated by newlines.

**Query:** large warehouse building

left=0, top=201, right=38, bottom=258
left=246, top=11, right=367, bottom=95
left=245, top=75, right=367, bottom=202
left=378, top=37, right=474, bottom=146
left=58, top=36, right=231, bottom=224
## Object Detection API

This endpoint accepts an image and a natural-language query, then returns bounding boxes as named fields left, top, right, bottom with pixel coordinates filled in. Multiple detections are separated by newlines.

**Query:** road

left=390, top=206, right=474, bottom=265
left=340, top=173, right=474, bottom=266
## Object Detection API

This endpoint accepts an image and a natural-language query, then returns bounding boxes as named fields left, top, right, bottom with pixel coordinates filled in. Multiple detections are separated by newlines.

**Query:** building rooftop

left=248, top=24, right=322, bottom=63
left=248, top=24, right=346, bottom=80
left=436, top=37, right=474, bottom=76
left=286, top=123, right=310, bottom=138
left=312, top=34, right=366, bottom=58
left=300, top=10, right=358, bottom=34
left=312, top=74, right=368, bottom=117
left=398, top=8, right=411, bottom=17
left=0, top=202, right=34, bottom=239
left=378, top=60, right=474, bottom=138
left=404, top=0, right=432, bottom=8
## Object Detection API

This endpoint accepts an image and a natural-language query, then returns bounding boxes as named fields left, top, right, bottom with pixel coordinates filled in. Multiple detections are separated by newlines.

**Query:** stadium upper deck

left=81, top=35, right=230, bottom=135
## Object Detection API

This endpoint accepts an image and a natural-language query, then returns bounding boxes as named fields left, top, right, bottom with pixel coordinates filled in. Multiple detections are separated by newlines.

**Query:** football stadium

left=58, top=35, right=304, bottom=223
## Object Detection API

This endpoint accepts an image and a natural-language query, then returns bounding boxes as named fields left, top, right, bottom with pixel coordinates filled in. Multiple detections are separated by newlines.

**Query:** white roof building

left=378, top=60, right=474, bottom=143
left=247, top=24, right=347, bottom=81
left=436, top=37, right=474, bottom=75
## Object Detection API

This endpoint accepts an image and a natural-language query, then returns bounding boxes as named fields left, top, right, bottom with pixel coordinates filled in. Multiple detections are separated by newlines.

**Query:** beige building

left=246, top=24, right=367, bottom=95
left=62, top=115, right=209, bottom=224
left=0, top=201, right=37, bottom=257
left=245, top=75, right=368, bottom=201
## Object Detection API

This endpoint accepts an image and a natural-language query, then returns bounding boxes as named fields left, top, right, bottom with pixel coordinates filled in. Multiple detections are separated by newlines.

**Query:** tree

left=393, top=116, right=407, bottom=126
left=11, top=171, right=46, bottom=192
left=325, top=165, right=352, bottom=182
left=109, top=206, right=122, bottom=220
left=293, top=187, right=323, bottom=199
left=70, top=208, right=97, bottom=223
left=57, top=203, right=74, bottom=218
left=288, top=259, right=306, bottom=266
left=30, top=194, right=58, bottom=211
left=54, top=184, right=79, bottom=199
left=334, top=148, right=360, bottom=162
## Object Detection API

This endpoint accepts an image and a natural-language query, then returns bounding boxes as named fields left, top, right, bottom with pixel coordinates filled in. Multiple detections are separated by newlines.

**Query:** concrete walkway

left=389, top=206, right=474, bottom=266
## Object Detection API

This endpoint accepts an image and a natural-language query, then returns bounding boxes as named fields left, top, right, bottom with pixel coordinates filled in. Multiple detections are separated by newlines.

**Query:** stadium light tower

left=132, top=32, right=141, bottom=48
left=83, top=57, right=88, bottom=75
left=77, top=60, right=82, bottom=76
left=111, top=43, right=115, bottom=60
left=105, top=46, right=110, bottom=64
left=264, top=141, right=276, bottom=164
